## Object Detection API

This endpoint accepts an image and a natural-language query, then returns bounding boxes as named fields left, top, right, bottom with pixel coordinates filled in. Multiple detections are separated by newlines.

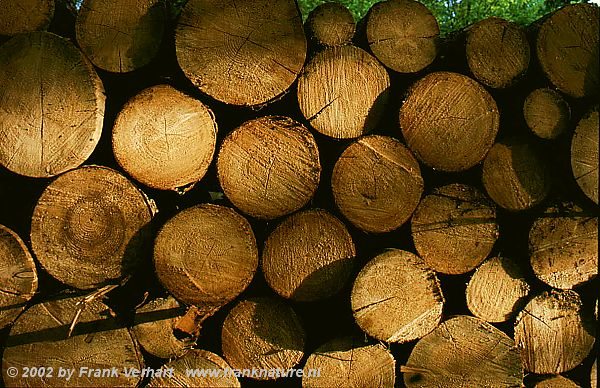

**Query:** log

left=305, top=2, right=355, bottom=47
left=0, top=225, right=38, bottom=330
left=535, top=375, right=580, bottom=388
left=466, top=256, right=530, bottom=322
left=571, top=106, right=599, bottom=204
left=175, top=0, right=306, bottom=106
left=30, top=166, right=155, bottom=290
left=482, top=137, right=551, bottom=211
left=153, top=204, right=258, bottom=308
left=2, top=294, right=144, bottom=387
left=297, top=45, right=390, bottom=139
left=112, top=84, right=218, bottom=192
left=148, top=349, right=241, bottom=387
left=523, top=88, right=570, bottom=140
left=514, top=290, right=596, bottom=374
left=217, top=116, right=321, bottom=219
left=592, top=360, right=597, bottom=388
left=536, top=3, right=599, bottom=98
left=365, top=0, right=439, bottom=73
left=331, top=135, right=423, bottom=233
left=399, top=72, right=500, bottom=172
left=75, top=0, right=166, bottom=73
left=351, top=249, right=443, bottom=343
left=221, top=297, right=305, bottom=380
left=0, top=32, right=105, bottom=178
left=403, top=315, right=523, bottom=387
left=465, top=17, right=530, bottom=88
left=411, top=183, right=499, bottom=275
left=0, top=0, right=54, bottom=37
left=262, top=208, right=356, bottom=302
left=302, top=337, right=396, bottom=387
left=529, top=204, right=598, bottom=289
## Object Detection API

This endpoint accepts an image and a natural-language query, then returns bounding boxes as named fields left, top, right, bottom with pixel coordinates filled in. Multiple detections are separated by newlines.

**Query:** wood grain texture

left=297, top=45, right=390, bottom=139
left=305, top=2, right=355, bottom=47
left=571, top=107, right=599, bottom=204
left=535, top=375, right=580, bottom=388
left=0, top=0, right=54, bottom=36
left=175, top=0, right=306, bottom=106
left=0, top=32, right=105, bottom=178
left=351, top=249, right=443, bottom=343
left=399, top=72, right=499, bottom=171
left=30, top=166, right=155, bottom=290
left=524, top=88, right=570, bottom=140
left=262, top=209, right=356, bottom=302
left=217, top=116, right=321, bottom=219
left=332, top=135, right=423, bottom=233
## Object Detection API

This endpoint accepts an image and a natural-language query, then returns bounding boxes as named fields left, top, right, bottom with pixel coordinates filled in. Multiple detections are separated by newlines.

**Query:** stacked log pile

left=0, top=0, right=598, bottom=387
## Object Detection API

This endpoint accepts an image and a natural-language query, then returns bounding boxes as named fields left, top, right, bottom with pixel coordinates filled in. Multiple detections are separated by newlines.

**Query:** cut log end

left=524, top=88, right=570, bottom=140
left=571, top=107, right=599, bottom=204
left=0, top=0, right=54, bottom=36
left=535, top=375, right=580, bottom=388
left=306, top=2, right=355, bottom=47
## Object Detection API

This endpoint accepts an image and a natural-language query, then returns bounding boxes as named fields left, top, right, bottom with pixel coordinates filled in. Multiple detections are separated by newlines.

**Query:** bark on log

left=0, top=0, right=54, bottom=37
left=175, top=0, right=306, bottom=106
left=262, top=209, right=356, bottom=302
left=0, top=32, right=105, bottom=178
left=411, top=183, right=499, bottom=275
left=571, top=106, right=599, bottom=204
left=217, top=116, right=321, bottom=220
left=351, top=249, right=443, bottom=343
left=523, top=88, right=570, bottom=140
left=305, top=2, right=355, bottom=47
left=331, top=135, right=423, bottom=233
left=297, top=45, right=390, bottom=139
left=112, top=84, right=217, bottom=192
left=535, top=375, right=580, bottom=388
left=399, top=71, right=499, bottom=172
left=30, top=166, right=155, bottom=290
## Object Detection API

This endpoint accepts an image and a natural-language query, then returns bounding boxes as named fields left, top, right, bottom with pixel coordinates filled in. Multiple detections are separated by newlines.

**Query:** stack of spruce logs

left=0, top=0, right=598, bottom=387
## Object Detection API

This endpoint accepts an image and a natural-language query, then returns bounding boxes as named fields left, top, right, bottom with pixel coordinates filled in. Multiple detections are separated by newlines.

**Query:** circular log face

left=537, top=4, right=599, bottom=98
left=297, top=45, right=390, bottom=139
left=0, top=225, right=38, bottom=330
left=0, top=32, right=105, bottom=178
left=332, top=135, right=423, bottom=233
left=514, top=290, right=596, bottom=374
left=113, top=85, right=217, bottom=191
left=175, top=0, right=306, bottom=106
left=154, top=204, right=258, bottom=307
left=2, top=295, right=144, bottom=387
left=262, top=209, right=356, bottom=302
left=366, top=0, right=439, bottom=73
left=399, top=72, right=499, bottom=172
left=302, top=337, right=396, bottom=388
left=535, top=375, right=580, bottom=388
left=306, top=2, right=355, bottom=47
left=30, top=166, right=154, bottom=290
left=404, top=315, right=523, bottom=387
left=524, top=88, right=570, bottom=140
left=0, top=0, right=54, bottom=36
left=351, top=249, right=444, bottom=343
left=76, top=0, right=165, bottom=72
left=571, top=107, right=599, bottom=204
left=217, top=116, right=321, bottom=220
left=411, top=183, right=498, bottom=275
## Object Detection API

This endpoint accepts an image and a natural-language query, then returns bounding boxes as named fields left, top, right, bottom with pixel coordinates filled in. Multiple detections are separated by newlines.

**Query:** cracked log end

left=305, top=2, right=355, bottom=47
left=571, top=106, right=599, bottom=204
left=524, top=88, right=570, bottom=140
left=0, top=0, right=54, bottom=36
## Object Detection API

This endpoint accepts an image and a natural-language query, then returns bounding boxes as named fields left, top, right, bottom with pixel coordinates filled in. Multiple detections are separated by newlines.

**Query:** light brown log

left=262, top=208, right=356, bottom=302
left=482, top=137, right=551, bottom=211
left=154, top=204, right=258, bottom=308
left=536, top=4, right=599, bottom=98
left=112, top=85, right=217, bottom=192
left=2, top=294, right=144, bottom=387
left=305, top=2, right=355, bottom=47
left=535, top=375, right=580, bottom=388
left=403, top=315, right=523, bottom=387
left=571, top=106, right=599, bottom=204
left=30, top=166, right=155, bottom=290
left=221, top=297, right=305, bottom=380
left=175, top=0, right=306, bottom=106
left=148, top=349, right=240, bottom=387
left=465, top=17, right=530, bottom=88
left=514, top=290, right=596, bottom=374
left=529, top=204, right=598, bottom=289
left=302, top=337, right=396, bottom=388
left=411, top=183, right=499, bottom=275
left=331, top=135, right=423, bottom=233
left=466, top=256, right=530, bottom=322
left=399, top=72, right=499, bottom=172
left=523, top=88, right=570, bottom=140
left=297, top=45, right=390, bottom=139
left=351, top=249, right=443, bottom=343
left=592, top=359, right=597, bottom=388
left=0, top=32, right=105, bottom=178
left=76, top=0, right=165, bottom=72
left=0, top=0, right=54, bottom=36
left=0, top=225, right=38, bottom=330
left=365, top=0, right=439, bottom=73
left=217, top=116, right=321, bottom=219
